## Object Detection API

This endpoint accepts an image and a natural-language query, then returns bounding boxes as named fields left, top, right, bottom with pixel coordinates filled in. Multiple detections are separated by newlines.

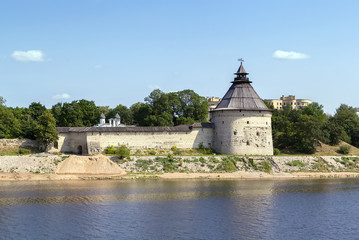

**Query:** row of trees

left=0, top=97, right=58, bottom=149
left=270, top=103, right=359, bottom=153
left=50, top=89, right=209, bottom=127
left=0, top=89, right=208, bottom=146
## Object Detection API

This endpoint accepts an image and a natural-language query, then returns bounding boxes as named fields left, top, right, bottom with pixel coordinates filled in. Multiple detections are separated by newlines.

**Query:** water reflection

left=1, top=179, right=359, bottom=239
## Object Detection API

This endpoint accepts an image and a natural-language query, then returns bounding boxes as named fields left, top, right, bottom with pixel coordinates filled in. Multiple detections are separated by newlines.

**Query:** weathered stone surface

left=0, top=139, right=39, bottom=148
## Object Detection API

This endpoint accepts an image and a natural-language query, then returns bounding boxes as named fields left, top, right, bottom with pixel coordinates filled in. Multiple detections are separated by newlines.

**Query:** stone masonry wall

left=212, top=110, right=273, bottom=155
left=86, top=128, right=214, bottom=155
left=0, top=139, right=39, bottom=149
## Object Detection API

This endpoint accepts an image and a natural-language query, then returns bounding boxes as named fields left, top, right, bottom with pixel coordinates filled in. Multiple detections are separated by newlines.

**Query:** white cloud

left=52, top=93, right=71, bottom=100
left=272, top=50, right=309, bottom=60
left=94, top=65, right=103, bottom=69
left=11, top=50, right=45, bottom=62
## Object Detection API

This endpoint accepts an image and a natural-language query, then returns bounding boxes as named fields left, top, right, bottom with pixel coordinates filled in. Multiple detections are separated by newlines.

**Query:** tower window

left=234, top=130, right=237, bottom=135
left=256, top=132, right=260, bottom=136
left=247, top=121, right=249, bottom=124
left=246, top=141, right=250, bottom=146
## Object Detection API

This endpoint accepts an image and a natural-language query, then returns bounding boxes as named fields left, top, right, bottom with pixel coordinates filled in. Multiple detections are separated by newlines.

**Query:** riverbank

left=1, top=171, right=359, bottom=181
left=1, top=154, right=359, bottom=181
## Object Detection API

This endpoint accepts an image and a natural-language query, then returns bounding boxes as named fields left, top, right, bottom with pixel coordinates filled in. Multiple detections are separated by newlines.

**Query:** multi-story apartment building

left=265, top=95, right=312, bottom=110
left=207, top=97, right=221, bottom=111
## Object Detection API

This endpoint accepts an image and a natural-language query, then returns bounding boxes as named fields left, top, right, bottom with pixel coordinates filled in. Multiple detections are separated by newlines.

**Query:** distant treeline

left=0, top=89, right=209, bottom=140
left=267, top=102, right=359, bottom=153
left=1, top=90, right=359, bottom=154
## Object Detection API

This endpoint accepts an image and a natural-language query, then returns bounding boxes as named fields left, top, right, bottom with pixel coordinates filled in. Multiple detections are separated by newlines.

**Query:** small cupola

left=232, top=59, right=251, bottom=83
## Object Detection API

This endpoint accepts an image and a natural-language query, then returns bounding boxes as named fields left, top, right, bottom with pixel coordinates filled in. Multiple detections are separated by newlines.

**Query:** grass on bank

left=0, top=146, right=39, bottom=156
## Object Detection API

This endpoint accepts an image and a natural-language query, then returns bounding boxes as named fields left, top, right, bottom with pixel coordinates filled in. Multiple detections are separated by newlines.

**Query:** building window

left=234, top=131, right=237, bottom=135
left=246, top=141, right=250, bottom=146
left=222, top=121, right=224, bottom=124
left=247, top=121, right=249, bottom=124
left=256, top=132, right=260, bottom=136
left=54, top=142, right=58, bottom=149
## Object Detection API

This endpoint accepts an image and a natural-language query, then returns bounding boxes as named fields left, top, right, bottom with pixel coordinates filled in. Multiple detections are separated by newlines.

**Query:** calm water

left=0, top=178, right=359, bottom=240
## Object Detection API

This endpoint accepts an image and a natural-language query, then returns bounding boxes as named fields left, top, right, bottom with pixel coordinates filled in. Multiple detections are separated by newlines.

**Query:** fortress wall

left=212, top=110, right=273, bottom=155
left=86, top=128, right=214, bottom=155
left=52, top=133, right=88, bottom=154
left=0, top=139, right=39, bottom=149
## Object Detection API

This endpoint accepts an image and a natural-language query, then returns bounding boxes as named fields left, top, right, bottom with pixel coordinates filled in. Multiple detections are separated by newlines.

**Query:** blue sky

left=1, top=0, right=359, bottom=114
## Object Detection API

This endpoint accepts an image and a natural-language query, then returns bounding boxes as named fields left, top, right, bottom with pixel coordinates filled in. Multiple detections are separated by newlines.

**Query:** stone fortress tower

left=211, top=61, right=273, bottom=155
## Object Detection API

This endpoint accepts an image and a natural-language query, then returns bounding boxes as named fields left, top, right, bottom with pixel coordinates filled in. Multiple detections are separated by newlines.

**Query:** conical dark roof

left=215, top=62, right=269, bottom=111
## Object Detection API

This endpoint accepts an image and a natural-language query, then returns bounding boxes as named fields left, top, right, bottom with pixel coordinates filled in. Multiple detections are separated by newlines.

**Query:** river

left=0, top=178, right=358, bottom=240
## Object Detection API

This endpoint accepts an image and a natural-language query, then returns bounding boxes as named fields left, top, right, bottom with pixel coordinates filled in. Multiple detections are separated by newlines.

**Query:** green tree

left=28, top=102, right=47, bottom=121
left=34, top=111, right=58, bottom=151
left=130, top=102, right=153, bottom=126
left=272, top=103, right=328, bottom=153
left=106, top=104, right=132, bottom=125
left=52, top=100, right=101, bottom=127
left=0, top=98, right=21, bottom=138
left=330, top=104, right=359, bottom=147
left=134, top=89, right=208, bottom=126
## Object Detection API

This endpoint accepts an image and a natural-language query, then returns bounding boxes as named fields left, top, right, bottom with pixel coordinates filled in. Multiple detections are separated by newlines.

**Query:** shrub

left=338, top=145, right=351, bottom=154
left=148, top=149, right=156, bottom=155
left=312, top=159, right=329, bottom=172
left=215, top=157, right=237, bottom=172
left=260, top=160, right=272, bottom=173
left=18, top=148, right=32, bottom=155
left=273, top=148, right=280, bottom=155
left=286, top=160, right=306, bottom=167
left=117, top=145, right=130, bottom=159
left=171, top=146, right=178, bottom=152
left=106, top=145, right=116, bottom=154
left=209, top=156, right=219, bottom=164
left=248, top=158, right=258, bottom=170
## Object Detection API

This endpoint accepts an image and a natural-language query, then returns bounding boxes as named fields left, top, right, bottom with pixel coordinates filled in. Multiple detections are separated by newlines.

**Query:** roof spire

left=233, top=58, right=251, bottom=83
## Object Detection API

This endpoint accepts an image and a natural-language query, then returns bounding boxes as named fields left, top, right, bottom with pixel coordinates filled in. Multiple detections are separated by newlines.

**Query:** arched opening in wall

left=54, top=142, right=58, bottom=149
left=77, top=145, right=83, bottom=155
left=246, top=141, right=250, bottom=146
left=256, top=132, right=260, bottom=136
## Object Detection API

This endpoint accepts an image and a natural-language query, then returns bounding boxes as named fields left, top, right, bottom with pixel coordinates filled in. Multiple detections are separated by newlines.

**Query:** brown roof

left=215, top=63, right=270, bottom=111
left=56, top=122, right=213, bottom=133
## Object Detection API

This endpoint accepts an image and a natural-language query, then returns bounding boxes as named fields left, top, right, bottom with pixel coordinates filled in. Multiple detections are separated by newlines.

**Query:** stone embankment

left=117, top=155, right=359, bottom=174
left=0, top=154, right=126, bottom=175
left=0, top=154, right=359, bottom=180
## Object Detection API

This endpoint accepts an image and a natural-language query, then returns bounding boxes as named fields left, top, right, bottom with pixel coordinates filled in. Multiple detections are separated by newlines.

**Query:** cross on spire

left=238, top=58, right=244, bottom=63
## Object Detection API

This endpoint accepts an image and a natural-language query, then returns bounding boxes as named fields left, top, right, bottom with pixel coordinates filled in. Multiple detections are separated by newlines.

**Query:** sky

left=1, top=0, right=359, bottom=114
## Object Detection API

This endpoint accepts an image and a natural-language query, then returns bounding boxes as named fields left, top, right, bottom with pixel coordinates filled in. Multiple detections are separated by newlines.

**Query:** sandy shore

left=1, top=171, right=359, bottom=181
